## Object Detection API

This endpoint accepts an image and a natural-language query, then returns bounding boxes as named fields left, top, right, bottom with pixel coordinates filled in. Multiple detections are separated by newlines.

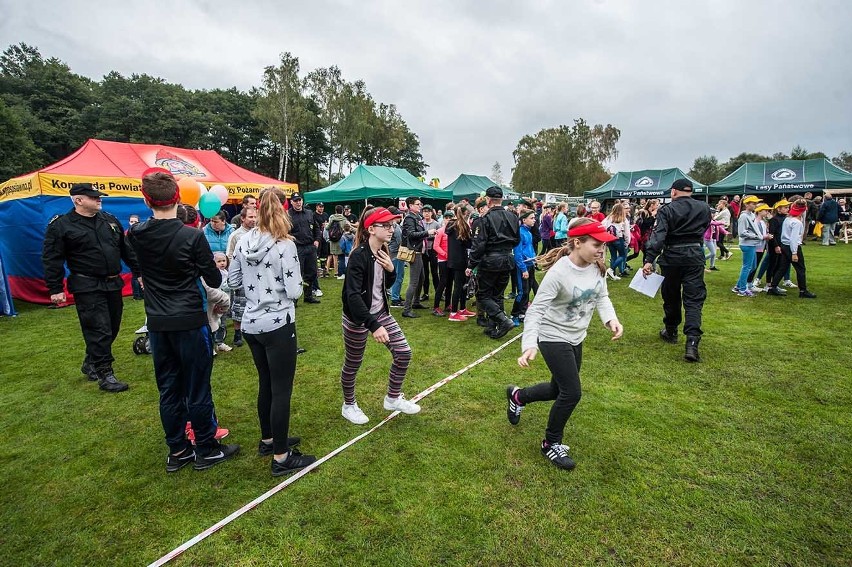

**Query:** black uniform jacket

left=342, top=243, right=397, bottom=332
left=468, top=206, right=520, bottom=271
left=289, top=207, right=321, bottom=247
left=42, top=209, right=139, bottom=295
left=767, top=213, right=786, bottom=250
left=128, top=218, right=221, bottom=332
left=644, top=197, right=712, bottom=267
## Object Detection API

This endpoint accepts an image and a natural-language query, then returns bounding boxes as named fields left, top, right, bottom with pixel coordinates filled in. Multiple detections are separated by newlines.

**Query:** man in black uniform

left=467, top=186, right=520, bottom=339
left=42, top=183, right=138, bottom=392
left=314, top=202, right=330, bottom=277
left=287, top=193, right=321, bottom=303
left=642, top=179, right=712, bottom=362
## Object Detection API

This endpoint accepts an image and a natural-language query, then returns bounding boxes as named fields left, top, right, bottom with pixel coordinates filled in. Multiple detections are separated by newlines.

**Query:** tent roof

left=303, top=165, right=452, bottom=203
left=584, top=168, right=707, bottom=199
left=39, top=139, right=293, bottom=187
left=445, top=174, right=495, bottom=200
left=707, top=159, right=852, bottom=195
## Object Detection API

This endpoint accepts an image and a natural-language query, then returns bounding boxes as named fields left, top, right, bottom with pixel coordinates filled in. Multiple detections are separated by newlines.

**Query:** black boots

left=489, top=313, right=515, bottom=339
left=659, top=328, right=678, bottom=344
left=684, top=336, right=701, bottom=363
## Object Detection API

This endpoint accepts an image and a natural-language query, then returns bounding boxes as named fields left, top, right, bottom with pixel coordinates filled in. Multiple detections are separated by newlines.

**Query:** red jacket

left=433, top=226, right=448, bottom=262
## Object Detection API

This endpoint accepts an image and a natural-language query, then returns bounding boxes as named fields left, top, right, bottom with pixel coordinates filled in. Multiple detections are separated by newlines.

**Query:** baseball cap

left=316, top=202, right=324, bottom=206
left=69, top=183, right=108, bottom=198
left=363, top=207, right=401, bottom=229
left=773, top=199, right=791, bottom=209
left=422, top=204, right=434, bottom=211
left=755, top=204, right=771, bottom=213
left=567, top=220, right=617, bottom=242
left=519, top=210, right=535, bottom=221
left=485, top=186, right=503, bottom=198
left=671, top=179, right=693, bottom=191
left=290, top=193, right=302, bottom=201
left=742, top=195, right=761, bottom=204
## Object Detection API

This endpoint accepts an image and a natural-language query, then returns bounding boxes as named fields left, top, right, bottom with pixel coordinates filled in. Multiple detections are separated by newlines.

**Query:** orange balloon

left=177, top=177, right=202, bottom=207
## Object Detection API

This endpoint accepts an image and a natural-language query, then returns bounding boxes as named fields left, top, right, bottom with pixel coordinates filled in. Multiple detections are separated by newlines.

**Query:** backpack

left=328, top=219, right=343, bottom=242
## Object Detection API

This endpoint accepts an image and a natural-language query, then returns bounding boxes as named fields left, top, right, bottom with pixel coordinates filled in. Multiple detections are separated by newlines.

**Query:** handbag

left=397, top=245, right=416, bottom=263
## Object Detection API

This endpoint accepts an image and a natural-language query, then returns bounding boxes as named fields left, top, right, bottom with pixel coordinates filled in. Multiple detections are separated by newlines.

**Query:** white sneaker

left=605, top=268, right=621, bottom=281
left=216, top=343, right=233, bottom=352
left=313, top=289, right=324, bottom=297
left=383, top=394, right=421, bottom=414
left=342, top=403, right=369, bottom=424
left=336, top=275, right=346, bottom=280
left=783, top=280, right=797, bottom=288
left=135, top=324, right=148, bottom=334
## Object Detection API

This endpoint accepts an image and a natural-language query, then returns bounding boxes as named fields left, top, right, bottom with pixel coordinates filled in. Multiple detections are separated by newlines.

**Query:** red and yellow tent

left=0, top=139, right=297, bottom=303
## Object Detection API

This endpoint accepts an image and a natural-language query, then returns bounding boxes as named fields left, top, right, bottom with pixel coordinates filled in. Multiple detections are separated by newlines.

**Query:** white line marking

left=148, top=333, right=521, bottom=566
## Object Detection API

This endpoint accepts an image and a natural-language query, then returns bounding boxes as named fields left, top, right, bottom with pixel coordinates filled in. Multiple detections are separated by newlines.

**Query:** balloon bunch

left=175, top=177, right=229, bottom=218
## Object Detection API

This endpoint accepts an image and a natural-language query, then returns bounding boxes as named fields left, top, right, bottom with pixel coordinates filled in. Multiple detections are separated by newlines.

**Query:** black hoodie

left=128, top=218, right=221, bottom=331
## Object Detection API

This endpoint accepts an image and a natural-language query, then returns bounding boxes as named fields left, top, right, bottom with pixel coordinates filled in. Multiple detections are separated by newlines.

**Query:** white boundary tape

left=148, top=332, right=521, bottom=566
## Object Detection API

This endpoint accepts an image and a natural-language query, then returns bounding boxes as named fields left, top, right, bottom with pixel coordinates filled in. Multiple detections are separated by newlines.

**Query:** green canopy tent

left=584, top=168, right=707, bottom=200
left=707, top=159, right=852, bottom=196
left=303, top=165, right=452, bottom=204
left=445, top=174, right=522, bottom=202
left=445, top=174, right=495, bottom=201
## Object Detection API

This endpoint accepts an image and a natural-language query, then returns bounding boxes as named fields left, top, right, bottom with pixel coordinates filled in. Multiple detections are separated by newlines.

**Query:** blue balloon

left=198, top=192, right=221, bottom=218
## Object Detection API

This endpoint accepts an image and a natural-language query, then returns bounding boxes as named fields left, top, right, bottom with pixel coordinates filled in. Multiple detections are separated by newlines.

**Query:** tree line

left=509, top=119, right=852, bottom=196
left=0, top=43, right=427, bottom=189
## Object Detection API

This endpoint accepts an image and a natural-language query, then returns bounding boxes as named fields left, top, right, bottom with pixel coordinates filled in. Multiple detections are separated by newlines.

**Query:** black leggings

left=244, top=322, right=298, bottom=455
left=517, top=341, right=582, bottom=445
left=449, top=266, right=468, bottom=312
left=717, top=234, right=729, bottom=257
left=433, top=261, right=453, bottom=309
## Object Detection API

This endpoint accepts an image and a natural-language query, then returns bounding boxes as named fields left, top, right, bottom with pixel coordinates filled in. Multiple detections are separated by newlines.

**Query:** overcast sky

left=3, top=0, right=851, bottom=187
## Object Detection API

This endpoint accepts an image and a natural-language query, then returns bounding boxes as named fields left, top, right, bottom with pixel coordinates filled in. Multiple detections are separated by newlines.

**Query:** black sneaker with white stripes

left=541, top=442, right=576, bottom=470
left=257, top=437, right=302, bottom=456
left=506, top=385, right=523, bottom=425
left=194, top=441, right=240, bottom=471
left=165, top=447, right=196, bottom=473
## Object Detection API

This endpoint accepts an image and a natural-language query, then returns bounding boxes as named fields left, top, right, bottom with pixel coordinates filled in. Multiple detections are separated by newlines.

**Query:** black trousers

left=149, top=326, right=216, bottom=454
left=419, top=248, right=439, bottom=296
left=476, top=269, right=511, bottom=320
left=771, top=244, right=807, bottom=291
left=74, top=289, right=123, bottom=371
left=244, top=322, right=298, bottom=455
left=296, top=244, right=318, bottom=293
left=518, top=341, right=582, bottom=445
left=433, top=261, right=453, bottom=310
left=659, top=264, right=706, bottom=337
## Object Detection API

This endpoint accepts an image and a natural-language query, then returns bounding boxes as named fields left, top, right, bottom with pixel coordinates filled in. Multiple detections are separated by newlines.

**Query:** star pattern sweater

left=228, top=229, right=303, bottom=334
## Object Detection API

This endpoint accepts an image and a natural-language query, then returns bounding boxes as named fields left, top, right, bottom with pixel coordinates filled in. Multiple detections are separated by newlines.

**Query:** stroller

left=133, top=324, right=151, bottom=355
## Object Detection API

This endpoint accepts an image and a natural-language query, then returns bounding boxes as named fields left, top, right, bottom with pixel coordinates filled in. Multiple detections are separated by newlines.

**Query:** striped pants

left=341, top=312, right=412, bottom=405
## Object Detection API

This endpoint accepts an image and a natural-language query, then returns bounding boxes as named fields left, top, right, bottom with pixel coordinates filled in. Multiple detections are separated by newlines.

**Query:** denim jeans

left=704, top=238, right=717, bottom=267
left=390, top=258, right=406, bottom=300
left=607, top=239, right=627, bottom=274
left=822, top=222, right=837, bottom=244
left=736, top=245, right=756, bottom=290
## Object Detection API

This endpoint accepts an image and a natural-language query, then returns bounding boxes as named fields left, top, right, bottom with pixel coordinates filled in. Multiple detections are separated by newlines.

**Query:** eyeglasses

left=371, top=223, right=393, bottom=229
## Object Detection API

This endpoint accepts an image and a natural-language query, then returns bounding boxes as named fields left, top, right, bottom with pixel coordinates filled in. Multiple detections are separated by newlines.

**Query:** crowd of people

left=42, top=173, right=847, bottom=473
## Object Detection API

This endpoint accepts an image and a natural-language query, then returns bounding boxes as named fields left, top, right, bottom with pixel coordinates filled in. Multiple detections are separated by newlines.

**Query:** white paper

left=628, top=270, right=664, bottom=298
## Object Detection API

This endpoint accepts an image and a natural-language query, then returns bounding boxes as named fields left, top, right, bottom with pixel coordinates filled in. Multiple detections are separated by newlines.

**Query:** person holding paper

left=507, top=218, right=623, bottom=471
left=642, top=179, right=712, bottom=362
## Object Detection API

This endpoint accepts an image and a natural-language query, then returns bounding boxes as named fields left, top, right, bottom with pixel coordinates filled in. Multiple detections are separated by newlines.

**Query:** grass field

left=1, top=243, right=850, bottom=566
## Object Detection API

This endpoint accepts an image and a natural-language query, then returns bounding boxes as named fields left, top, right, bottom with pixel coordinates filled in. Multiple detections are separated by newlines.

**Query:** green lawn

left=1, top=243, right=850, bottom=566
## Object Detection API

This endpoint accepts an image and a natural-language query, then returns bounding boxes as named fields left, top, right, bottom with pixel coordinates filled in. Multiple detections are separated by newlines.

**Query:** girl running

left=505, top=218, right=623, bottom=470
left=340, top=207, right=421, bottom=424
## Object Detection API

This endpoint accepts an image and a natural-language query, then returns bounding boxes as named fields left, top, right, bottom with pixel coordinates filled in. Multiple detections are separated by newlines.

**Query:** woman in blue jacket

left=203, top=211, right=234, bottom=254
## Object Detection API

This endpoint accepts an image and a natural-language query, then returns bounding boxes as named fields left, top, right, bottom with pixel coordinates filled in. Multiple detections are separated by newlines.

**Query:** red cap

left=363, top=207, right=401, bottom=229
left=141, top=167, right=173, bottom=178
left=788, top=203, right=807, bottom=217
left=568, top=221, right=617, bottom=242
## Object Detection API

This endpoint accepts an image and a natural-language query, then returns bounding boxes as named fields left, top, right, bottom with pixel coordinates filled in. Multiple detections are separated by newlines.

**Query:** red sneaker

left=458, top=309, right=476, bottom=317
left=448, top=312, right=467, bottom=322
left=185, top=422, right=195, bottom=444
left=214, top=427, right=230, bottom=440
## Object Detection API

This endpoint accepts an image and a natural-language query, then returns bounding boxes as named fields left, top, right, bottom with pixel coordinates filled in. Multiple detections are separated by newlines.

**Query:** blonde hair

left=258, top=187, right=292, bottom=241
left=608, top=202, right=626, bottom=224
left=535, top=217, right=606, bottom=276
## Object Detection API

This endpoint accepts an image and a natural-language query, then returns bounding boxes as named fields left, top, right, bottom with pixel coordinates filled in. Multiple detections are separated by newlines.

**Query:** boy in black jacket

left=128, top=171, right=240, bottom=472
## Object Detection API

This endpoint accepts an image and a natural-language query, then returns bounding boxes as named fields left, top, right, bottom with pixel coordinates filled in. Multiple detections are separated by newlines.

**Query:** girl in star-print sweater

left=228, top=187, right=316, bottom=477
